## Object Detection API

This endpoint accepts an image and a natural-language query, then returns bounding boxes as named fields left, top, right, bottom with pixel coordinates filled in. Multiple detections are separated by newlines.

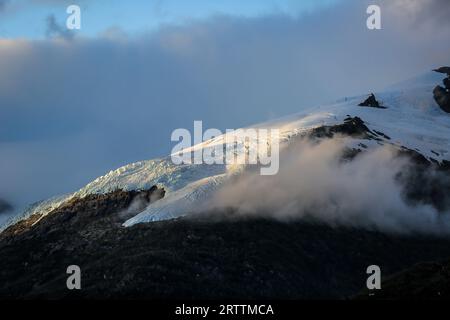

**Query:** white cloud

left=207, top=138, right=450, bottom=234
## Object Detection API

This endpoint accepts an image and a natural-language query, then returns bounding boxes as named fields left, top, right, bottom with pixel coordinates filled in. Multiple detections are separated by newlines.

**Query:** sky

left=1, top=0, right=450, bottom=218
left=0, top=0, right=339, bottom=38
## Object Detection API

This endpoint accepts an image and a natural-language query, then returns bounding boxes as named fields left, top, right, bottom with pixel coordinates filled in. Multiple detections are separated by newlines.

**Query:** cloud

left=45, top=14, right=74, bottom=39
left=0, top=0, right=9, bottom=12
left=385, top=0, right=450, bottom=28
left=207, top=138, right=450, bottom=234
left=30, top=0, right=89, bottom=6
left=0, top=198, right=13, bottom=214
left=0, top=197, right=13, bottom=227
left=152, top=0, right=167, bottom=18
left=0, top=1, right=450, bottom=213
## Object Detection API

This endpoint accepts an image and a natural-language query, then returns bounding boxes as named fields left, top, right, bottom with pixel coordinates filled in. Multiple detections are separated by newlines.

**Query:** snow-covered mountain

left=2, top=70, right=450, bottom=231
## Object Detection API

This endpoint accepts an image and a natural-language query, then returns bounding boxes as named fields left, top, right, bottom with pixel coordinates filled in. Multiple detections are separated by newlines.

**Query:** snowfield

left=2, top=71, right=449, bottom=230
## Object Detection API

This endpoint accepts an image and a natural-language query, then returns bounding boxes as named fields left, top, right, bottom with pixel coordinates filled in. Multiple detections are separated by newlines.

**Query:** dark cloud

left=0, top=1, right=450, bottom=212
left=0, top=198, right=13, bottom=215
left=45, top=14, right=74, bottom=39
left=0, top=0, right=9, bottom=12
left=423, top=0, right=450, bottom=26
left=385, top=0, right=450, bottom=28
left=415, top=0, right=450, bottom=20
left=0, top=198, right=13, bottom=227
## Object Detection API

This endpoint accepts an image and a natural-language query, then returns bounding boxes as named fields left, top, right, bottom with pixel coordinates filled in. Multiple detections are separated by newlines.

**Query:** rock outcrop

left=0, top=186, right=165, bottom=238
left=358, top=93, right=386, bottom=109
left=433, top=66, right=450, bottom=113
left=434, top=86, right=450, bottom=113
left=433, top=67, right=450, bottom=76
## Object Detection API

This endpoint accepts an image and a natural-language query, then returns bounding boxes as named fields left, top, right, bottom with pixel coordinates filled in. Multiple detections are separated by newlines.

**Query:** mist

left=207, top=137, right=450, bottom=234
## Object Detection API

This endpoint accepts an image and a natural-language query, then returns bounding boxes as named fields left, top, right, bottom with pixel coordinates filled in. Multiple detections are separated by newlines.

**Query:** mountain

left=1, top=69, right=450, bottom=299
left=2, top=205, right=450, bottom=299
left=2, top=70, right=450, bottom=231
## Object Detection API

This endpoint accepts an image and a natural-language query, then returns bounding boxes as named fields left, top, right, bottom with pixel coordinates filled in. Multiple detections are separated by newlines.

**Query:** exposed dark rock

left=309, top=116, right=374, bottom=139
left=373, top=130, right=391, bottom=140
left=444, top=77, right=450, bottom=90
left=441, top=160, right=450, bottom=171
left=433, top=66, right=450, bottom=76
left=0, top=186, right=165, bottom=239
left=0, top=199, right=13, bottom=215
left=433, top=67, right=450, bottom=113
left=433, top=86, right=450, bottom=113
left=358, top=93, right=386, bottom=109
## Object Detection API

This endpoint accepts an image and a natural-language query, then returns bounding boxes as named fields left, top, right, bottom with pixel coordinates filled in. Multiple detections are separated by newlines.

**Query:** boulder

left=358, top=93, right=386, bottom=109
left=432, top=67, right=450, bottom=113
left=444, top=77, right=450, bottom=90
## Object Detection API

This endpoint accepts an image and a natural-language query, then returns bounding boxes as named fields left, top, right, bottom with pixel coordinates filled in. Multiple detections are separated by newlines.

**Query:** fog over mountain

left=208, top=139, right=450, bottom=234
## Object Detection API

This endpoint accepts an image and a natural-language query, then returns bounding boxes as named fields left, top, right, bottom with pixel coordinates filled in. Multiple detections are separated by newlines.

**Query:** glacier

left=2, top=71, right=450, bottom=230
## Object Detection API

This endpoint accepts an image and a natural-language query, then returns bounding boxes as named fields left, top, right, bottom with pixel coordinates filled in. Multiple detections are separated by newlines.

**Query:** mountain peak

left=3, top=68, right=450, bottom=230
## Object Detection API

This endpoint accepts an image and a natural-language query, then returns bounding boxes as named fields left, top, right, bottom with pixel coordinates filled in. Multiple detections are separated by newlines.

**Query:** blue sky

left=0, top=0, right=339, bottom=38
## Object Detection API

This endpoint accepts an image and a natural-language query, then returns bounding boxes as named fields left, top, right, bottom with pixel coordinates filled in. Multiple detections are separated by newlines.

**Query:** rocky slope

left=2, top=195, right=450, bottom=299
left=2, top=69, right=450, bottom=299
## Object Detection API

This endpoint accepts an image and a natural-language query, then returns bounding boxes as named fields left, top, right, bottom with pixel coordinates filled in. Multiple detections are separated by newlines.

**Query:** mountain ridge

left=2, top=69, right=450, bottom=232
left=2, top=91, right=450, bottom=298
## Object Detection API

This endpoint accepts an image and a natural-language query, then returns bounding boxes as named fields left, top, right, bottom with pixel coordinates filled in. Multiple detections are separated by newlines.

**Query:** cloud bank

left=207, top=138, right=450, bottom=234
left=386, top=0, right=450, bottom=27
left=45, top=14, right=74, bottom=39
